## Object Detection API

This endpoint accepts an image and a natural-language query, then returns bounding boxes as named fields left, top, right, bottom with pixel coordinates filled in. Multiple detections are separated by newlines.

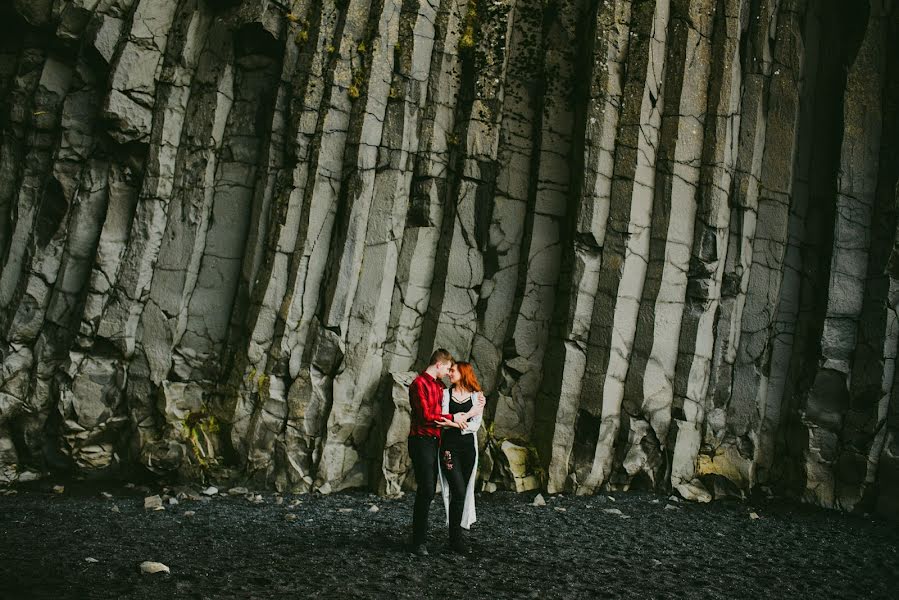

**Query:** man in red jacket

left=408, top=348, right=458, bottom=556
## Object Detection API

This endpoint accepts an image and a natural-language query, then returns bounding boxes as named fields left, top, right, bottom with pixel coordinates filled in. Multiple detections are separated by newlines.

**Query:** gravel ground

left=1, top=480, right=897, bottom=599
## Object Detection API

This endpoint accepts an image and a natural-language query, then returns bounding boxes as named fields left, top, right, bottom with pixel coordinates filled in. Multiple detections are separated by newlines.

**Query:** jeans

left=441, top=438, right=476, bottom=543
left=408, top=435, right=439, bottom=546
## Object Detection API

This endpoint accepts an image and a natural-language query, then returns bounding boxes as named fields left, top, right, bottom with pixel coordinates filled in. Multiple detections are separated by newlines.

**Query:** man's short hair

left=429, top=348, right=454, bottom=366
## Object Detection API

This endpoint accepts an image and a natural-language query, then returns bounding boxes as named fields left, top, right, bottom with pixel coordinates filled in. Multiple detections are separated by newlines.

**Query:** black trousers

left=441, top=438, right=476, bottom=543
left=408, top=435, right=439, bottom=546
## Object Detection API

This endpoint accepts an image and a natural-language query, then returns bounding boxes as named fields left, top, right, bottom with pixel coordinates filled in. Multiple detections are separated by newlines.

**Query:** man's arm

left=456, top=393, right=487, bottom=422
left=409, top=379, right=451, bottom=424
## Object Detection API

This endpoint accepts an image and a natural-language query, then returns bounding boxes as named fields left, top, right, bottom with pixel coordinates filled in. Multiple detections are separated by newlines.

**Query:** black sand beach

left=1, top=481, right=897, bottom=599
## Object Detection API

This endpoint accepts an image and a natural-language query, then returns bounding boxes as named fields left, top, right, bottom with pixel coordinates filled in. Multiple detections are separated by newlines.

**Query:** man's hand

left=468, top=396, right=487, bottom=419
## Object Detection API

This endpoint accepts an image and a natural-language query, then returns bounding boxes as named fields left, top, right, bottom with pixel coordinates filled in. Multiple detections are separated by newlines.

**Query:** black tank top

left=441, top=394, right=474, bottom=450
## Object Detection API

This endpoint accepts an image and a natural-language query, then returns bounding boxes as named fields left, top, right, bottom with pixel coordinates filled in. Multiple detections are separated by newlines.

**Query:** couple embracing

left=407, top=349, right=486, bottom=556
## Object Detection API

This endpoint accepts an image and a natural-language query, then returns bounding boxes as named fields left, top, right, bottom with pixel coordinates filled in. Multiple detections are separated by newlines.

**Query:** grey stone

left=139, top=561, right=170, bottom=575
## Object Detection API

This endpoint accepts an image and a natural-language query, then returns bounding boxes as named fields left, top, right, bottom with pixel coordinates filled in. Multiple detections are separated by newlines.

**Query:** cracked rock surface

left=1, top=0, right=899, bottom=520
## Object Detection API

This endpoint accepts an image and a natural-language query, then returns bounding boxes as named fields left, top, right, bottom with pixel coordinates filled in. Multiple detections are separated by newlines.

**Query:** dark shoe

left=411, top=543, right=429, bottom=557
left=449, top=538, right=468, bottom=555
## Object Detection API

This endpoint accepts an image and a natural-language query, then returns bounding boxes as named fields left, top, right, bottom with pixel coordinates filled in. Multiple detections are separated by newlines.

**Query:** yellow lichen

left=459, top=1, right=477, bottom=50
left=257, top=373, right=270, bottom=398
left=182, top=409, right=220, bottom=471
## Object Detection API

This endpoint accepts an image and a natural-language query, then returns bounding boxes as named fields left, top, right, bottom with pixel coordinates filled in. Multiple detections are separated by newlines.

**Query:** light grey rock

left=498, top=441, right=540, bottom=493
left=17, top=470, right=41, bottom=483
left=373, top=372, right=416, bottom=497
left=139, top=561, right=170, bottom=575
left=674, top=480, right=712, bottom=504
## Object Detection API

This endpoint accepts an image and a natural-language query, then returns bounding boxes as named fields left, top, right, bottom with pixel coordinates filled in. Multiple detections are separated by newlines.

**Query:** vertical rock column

left=492, top=0, right=586, bottom=447
left=578, top=0, right=672, bottom=494
left=702, top=0, right=807, bottom=491
left=541, top=0, right=632, bottom=494
left=618, top=0, right=715, bottom=490
left=381, top=0, right=468, bottom=375
left=468, top=1, right=543, bottom=397
left=669, top=0, right=744, bottom=501
left=313, top=0, right=412, bottom=491
left=802, top=1, right=889, bottom=509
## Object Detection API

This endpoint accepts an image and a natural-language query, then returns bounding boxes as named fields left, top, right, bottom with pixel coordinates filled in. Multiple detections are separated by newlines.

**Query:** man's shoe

left=411, top=543, right=429, bottom=556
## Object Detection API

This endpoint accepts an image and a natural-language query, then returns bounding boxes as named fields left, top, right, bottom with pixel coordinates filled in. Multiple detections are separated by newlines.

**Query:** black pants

left=441, top=439, right=476, bottom=543
left=408, top=435, right=439, bottom=546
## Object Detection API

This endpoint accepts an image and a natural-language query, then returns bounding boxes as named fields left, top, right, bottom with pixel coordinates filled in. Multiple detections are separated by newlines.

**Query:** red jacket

left=408, top=371, right=452, bottom=437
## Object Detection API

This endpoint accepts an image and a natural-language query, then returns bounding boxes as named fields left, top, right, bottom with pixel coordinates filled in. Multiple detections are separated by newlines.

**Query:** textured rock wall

left=1, top=0, right=898, bottom=517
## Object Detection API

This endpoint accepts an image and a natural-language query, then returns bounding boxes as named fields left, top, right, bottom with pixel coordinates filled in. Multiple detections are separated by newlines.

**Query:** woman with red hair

left=436, top=361, right=485, bottom=554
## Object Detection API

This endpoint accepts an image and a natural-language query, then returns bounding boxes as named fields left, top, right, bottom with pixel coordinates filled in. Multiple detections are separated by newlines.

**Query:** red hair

left=454, top=362, right=482, bottom=393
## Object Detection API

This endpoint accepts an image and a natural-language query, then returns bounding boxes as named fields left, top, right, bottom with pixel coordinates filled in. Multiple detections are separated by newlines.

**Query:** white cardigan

left=438, top=389, right=483, bottom=530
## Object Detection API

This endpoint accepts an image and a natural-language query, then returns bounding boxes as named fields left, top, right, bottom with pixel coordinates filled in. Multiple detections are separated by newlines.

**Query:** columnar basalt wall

left=1, top=0, right=898, bottom=518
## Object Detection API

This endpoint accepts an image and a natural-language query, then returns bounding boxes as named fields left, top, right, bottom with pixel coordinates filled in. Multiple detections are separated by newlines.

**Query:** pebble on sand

left=52, top=485, right=64, bottom=494
left=85, top=557, right=99, bottom=563
left=602, top=508, right=624, bottom=516
left=368, top=505, right=380, bottom=513
left=183, top=511, right=196, bottom=517
left=749, top=512, right=761, bottom=520
left=201, top=487, right=218, bottom=496
left=228, top=487, right=249, bottom=496
left=144, top=495, right=163, bottom=510
left=139, top=561, right=170, bottom=575
left=664, top=504, right=679, bottom=511
left=532, top=494, right=546, bottom=507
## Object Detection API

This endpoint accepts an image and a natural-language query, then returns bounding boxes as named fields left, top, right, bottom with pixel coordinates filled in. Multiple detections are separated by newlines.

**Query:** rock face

left=0, top=0, right=897, bottom=518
